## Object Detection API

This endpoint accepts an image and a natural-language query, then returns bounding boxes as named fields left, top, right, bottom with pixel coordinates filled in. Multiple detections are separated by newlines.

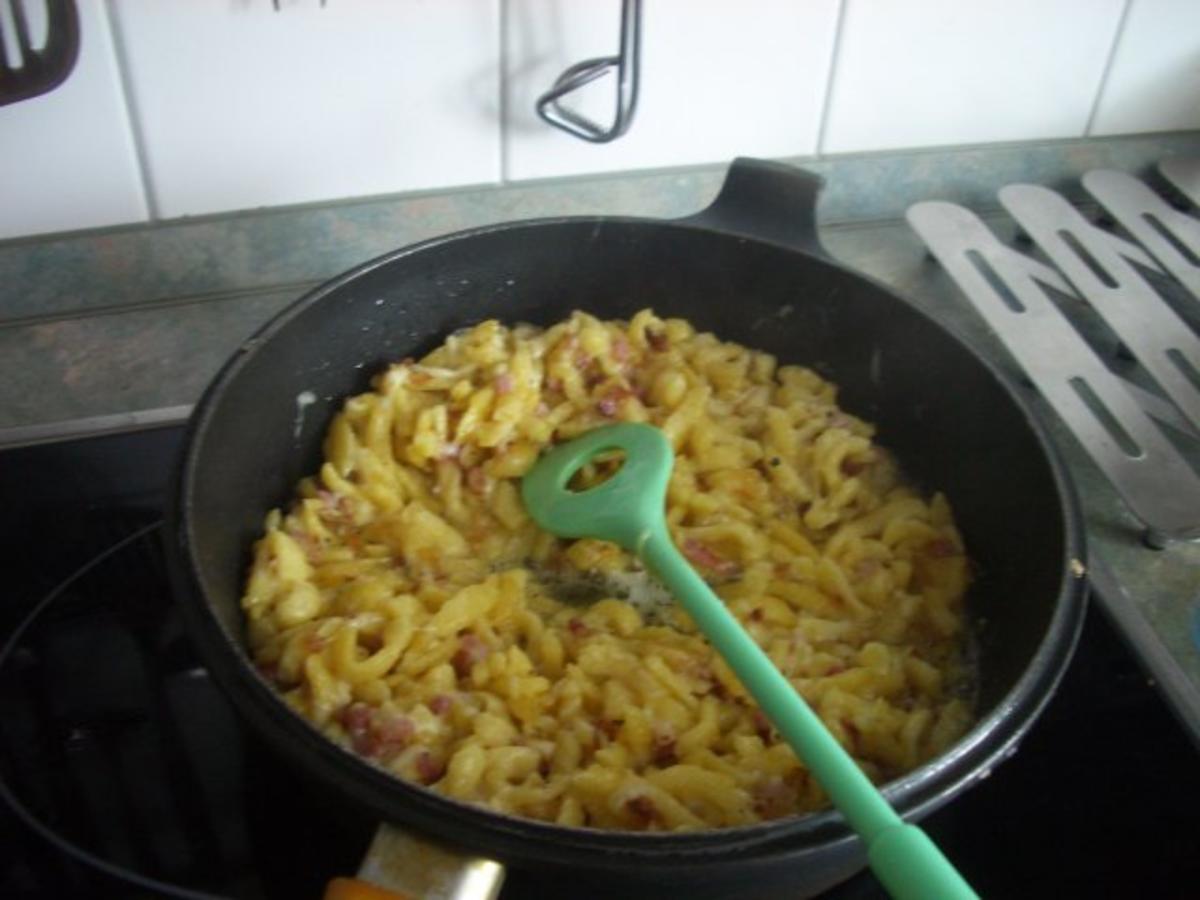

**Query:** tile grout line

left=814, top=0, right=849, bottom=160
left=498, top=0, right=510, bottom=186
left=1084, top=0, right=1135, bottom=139
left=0, top=2, right=20, bottom=67
left=102, top=0, right=161, bottom=220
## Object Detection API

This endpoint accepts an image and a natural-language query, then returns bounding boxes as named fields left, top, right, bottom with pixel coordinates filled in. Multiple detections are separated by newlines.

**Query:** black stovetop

left=2, top=426, right=1198, bottom=899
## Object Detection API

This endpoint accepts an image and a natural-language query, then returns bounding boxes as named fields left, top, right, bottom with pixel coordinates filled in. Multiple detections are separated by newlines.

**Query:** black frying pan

left=167, top=159, right=1086, bottom=898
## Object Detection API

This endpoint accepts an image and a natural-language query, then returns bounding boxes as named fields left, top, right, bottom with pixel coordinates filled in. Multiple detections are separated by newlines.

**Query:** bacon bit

left=709, top=679, right=730, bottom=700
left=646, top=329, right=668, bottom=352
left=825, top=664, right=847, bottom=676
left=753, top=777, right=796, bottom=819
left=925, top=538, right=960, bottom=558
left=682, top=539, right=739, bottom=578
left=337, top=703, right=372, bottom=732
left=255, top=662, right=280, bottom=684
left=545, top=377, right=563, bottom=394
left=683, top=538, right=721, bottom=568
left=535, top=401, right=550, bottom=416
left=337, top=706, right=416, bottom=760
left=451, top=633, right=490, bottom=679
left=841, top=456, right=869, bottom=476
left=429, top=694, right=453, bottom=715
left=573, top=347, right=593, bottom=369
left=854, top=558, right=882, bottom=579
left=566, top=617, right=591, bottom=637
left=753, top=709, right=774, bottom=742
left=652, top=734, right=678, bottom=766
left=294, top=531, right=323, bottom=561
left=494, top=372, right=514, bottom=395
left=595, top=718, right=621, bottom=740
left=337, top=703, right=377, bottom=755
left=315, top=490, right=352, bottom=524
left=612, top=336, right=631, bottom=361
left=625, top=795, right=660, bottom=825
left=538, top=756, right=552, bottom=778
left=465, top=466, right=489, bottom=495
left=305, top=633, right=329, bottom=653
left=843, top=719, right=861, bottom=745
left=375, top=714, right=415, bottom=748
left=749, top=607, right=765, bottom=622
left=415, top=751, right=446, bottom=785
left=595, top=385, right=635, bottom=417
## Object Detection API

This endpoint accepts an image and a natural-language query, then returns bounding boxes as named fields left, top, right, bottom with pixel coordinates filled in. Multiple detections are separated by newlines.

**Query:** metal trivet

left=907, top=165, right=1200, bottom=549
left=1160, top=158, right=1200, bottom=208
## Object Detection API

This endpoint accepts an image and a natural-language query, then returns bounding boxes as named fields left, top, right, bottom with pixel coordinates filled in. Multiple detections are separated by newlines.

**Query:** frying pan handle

left=682, top=157, right=829, bottom=258
left=325, top=823, right=505, bottom=900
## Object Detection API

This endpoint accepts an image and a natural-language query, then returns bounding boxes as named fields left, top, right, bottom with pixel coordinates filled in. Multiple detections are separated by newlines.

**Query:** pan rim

left=166, top=211, right=1087, bottom=866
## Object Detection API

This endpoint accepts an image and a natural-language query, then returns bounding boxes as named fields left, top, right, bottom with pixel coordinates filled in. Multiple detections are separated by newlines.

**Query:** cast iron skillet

left=167, top=159, right=1087, bottom=898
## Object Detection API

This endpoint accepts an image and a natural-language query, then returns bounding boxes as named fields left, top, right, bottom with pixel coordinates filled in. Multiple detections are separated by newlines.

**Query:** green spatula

left=522, top=422, right=978, bottom=900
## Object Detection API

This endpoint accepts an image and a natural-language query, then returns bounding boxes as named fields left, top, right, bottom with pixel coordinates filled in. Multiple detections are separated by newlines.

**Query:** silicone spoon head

left=520, top=422, right=673, bottom=552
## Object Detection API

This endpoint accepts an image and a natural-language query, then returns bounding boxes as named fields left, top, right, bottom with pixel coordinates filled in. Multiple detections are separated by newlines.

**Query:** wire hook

left=535, top=0, right=641, bottom=143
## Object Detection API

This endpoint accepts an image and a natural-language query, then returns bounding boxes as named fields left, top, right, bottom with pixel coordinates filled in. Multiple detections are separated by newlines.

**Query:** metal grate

left=1159, top=158, right=1200, bottom=208
left=1083, top=169, right=1200, bottom=301
left=907, top=167, right=1200, bottom=548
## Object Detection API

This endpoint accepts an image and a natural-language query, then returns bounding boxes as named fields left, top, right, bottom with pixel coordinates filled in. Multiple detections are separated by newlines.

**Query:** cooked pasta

left=242, top=309, right=974, bottom=830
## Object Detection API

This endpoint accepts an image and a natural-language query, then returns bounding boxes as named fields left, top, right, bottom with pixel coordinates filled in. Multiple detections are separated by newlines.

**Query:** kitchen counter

left=3, top=133, right=1199, bottom=745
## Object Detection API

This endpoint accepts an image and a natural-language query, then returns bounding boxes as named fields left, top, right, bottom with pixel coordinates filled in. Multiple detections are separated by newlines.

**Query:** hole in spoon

left=566, top=448, right=627, bottom=493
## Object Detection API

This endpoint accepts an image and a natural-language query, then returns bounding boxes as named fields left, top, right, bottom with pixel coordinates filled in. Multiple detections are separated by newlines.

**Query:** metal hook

left=535, top=0, right=641, bottom=144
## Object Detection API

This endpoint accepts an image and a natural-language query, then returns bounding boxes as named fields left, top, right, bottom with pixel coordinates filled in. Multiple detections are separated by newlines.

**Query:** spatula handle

left=870, top=823, right=979, bottom=900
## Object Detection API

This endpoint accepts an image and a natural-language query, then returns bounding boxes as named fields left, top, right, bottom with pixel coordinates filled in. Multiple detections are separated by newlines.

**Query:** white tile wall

left=0, top=0, right=146, bottom=241
left=108, top=0, right=501, bottom=219
left=502, top=0, right=841, bottom=181
left=0, top=0, right=1196, bottom=242
left=1090, top=0, right=1200, bottom=136
left=821, top=0, right=1127, bottom=154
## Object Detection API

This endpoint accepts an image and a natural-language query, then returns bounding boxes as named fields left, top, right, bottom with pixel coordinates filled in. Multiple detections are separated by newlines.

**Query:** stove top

left=2, top=425, right=1199, bottom=899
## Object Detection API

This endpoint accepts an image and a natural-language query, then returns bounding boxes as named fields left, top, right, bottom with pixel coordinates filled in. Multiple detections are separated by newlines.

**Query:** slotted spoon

left=522, top=422, right=977, bottom=900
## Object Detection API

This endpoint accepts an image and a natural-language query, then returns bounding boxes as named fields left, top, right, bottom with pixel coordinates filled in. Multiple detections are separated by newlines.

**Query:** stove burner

left=0, top=520, right=371, bottom=899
